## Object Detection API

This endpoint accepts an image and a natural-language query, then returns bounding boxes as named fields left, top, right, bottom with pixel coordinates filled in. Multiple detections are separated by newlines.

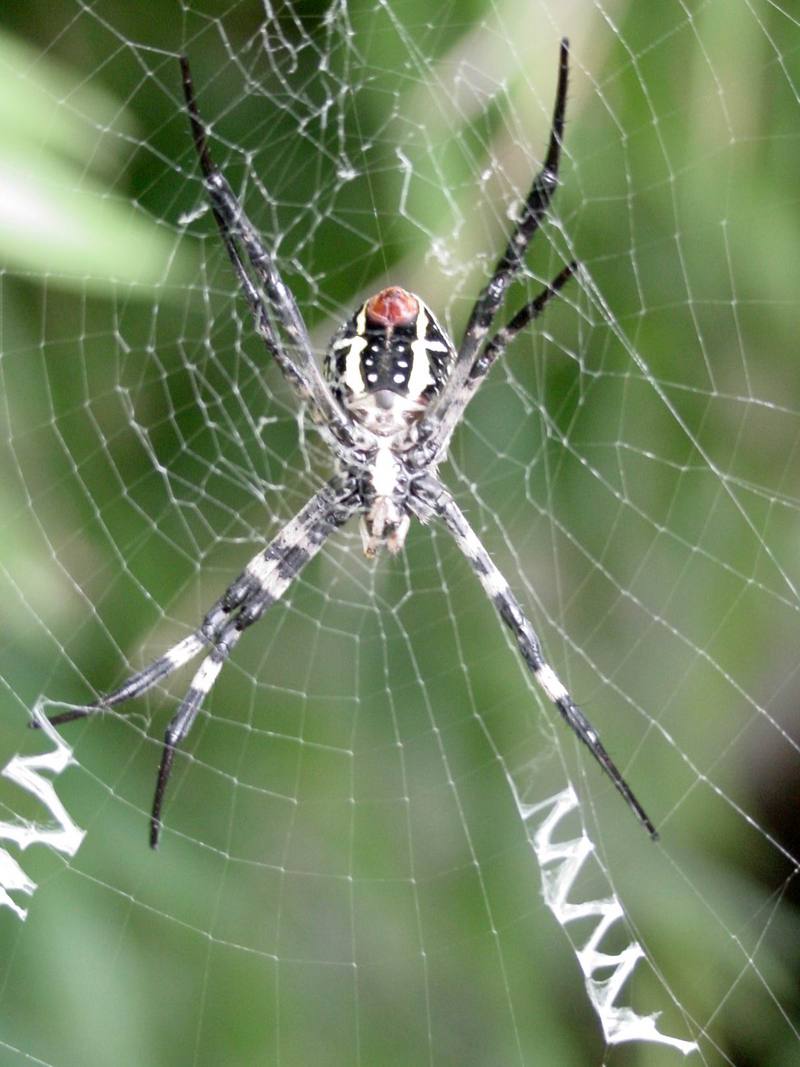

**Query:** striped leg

left=148, top=480, right=356, bottom=846
left=418, top=39, right=570, bottom=456
left=457, top=39, right=569, bottom=368
left=421, top=262, right=576, bottom=461
left=38, top=479, right=357, bottom=847
left=468, top=261, right=576, bottom=387
left=41, top=633, right=207, bottom=728
left=433, top=489, right=657, bottom=839
left=179, top=57, right=356, bottom=450
left=41, top=481, right=350, bottom=726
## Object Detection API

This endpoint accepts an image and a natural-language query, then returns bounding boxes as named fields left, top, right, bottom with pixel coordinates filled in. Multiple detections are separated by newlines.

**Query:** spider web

left=0, top=1, right=799, bottom=1063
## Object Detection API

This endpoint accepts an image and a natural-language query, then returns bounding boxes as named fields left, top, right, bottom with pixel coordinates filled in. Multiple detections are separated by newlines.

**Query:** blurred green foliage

left=0, top=2, right=799, bottom=1065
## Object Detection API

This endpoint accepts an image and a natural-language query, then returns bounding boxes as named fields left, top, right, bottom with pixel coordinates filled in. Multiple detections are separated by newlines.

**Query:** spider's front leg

left=147, top=479, right=357, bottom=846
left=37, top=478, right=358, bottom=848
left=418, top=485, right=657, bottom=839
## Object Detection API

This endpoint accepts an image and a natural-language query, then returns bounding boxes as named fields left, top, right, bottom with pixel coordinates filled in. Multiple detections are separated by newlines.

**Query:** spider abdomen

left=324, top=286, right=455, bottom=436
left=46, top=46, right=655, bottom=850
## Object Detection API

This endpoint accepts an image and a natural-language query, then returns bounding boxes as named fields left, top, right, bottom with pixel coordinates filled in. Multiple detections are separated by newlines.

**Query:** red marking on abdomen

left=365, top=287, right=419, bottom=326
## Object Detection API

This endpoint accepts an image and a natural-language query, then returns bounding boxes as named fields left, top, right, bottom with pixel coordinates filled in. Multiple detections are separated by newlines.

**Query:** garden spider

left=39, top=40, right=657, bottom=848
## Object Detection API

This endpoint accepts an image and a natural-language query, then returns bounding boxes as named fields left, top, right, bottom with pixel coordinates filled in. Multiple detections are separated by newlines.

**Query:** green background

left=0, top=1, right=799, bottom=1064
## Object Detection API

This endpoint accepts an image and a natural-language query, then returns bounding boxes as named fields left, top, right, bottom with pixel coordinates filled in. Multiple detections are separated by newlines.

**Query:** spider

left=38, top=40, right=657, bottom=848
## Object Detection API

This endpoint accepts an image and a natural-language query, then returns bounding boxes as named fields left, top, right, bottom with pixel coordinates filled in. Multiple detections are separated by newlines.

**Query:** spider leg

left=179, top=56, right=357, bottom=449
left=36, top=478, right=358, bottom=847
left=417, top=39, right=571, bottom=456
left=149, top=478, right=355, bottom=846
left=42, top=632, right=207, bottom=727
left=456, top=38, right=569, bottom=364
left=418, top=262, right=576, bottom=458
left=429, top=487, right=657, bottom=839
left=38, top=546, right=291, bottom=730
left=148, top=636, right=238, bottom=848
left=471, top=261, right=576, bottom=384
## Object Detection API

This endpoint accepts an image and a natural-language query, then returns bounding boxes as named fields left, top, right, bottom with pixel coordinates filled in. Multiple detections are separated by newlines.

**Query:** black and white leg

left=179, top=56, right=357, bottom=449
left=39, top=478, right=358, bottom=847
left=146, top=479, right=356, bottom=846
left=456, top=37, right=570, bottom=365
left=431, top=487, right=657, bottom=838
left=470, top=260, right=577, bottom=384
left=419, top=39, right=573, bottom=455
left=425, top=260, right=577, bottom=447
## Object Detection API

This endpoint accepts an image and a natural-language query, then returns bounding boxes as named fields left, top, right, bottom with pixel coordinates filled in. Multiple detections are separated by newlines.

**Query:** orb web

left=0, top=2, right=798, bottom=1064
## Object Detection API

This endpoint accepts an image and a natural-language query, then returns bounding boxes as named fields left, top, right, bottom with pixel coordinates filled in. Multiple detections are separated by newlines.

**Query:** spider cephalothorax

left=324, top=285, right=455, bottom=555
left=39, top=41, right=658, bottom=849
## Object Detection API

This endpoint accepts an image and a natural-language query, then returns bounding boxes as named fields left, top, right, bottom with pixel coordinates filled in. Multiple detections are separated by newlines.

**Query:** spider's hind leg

left=178, top=54, right=355, bottom=450
left=417, top=40, right=574, bottom=458
left=456, top=37, right=570, bottom=368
